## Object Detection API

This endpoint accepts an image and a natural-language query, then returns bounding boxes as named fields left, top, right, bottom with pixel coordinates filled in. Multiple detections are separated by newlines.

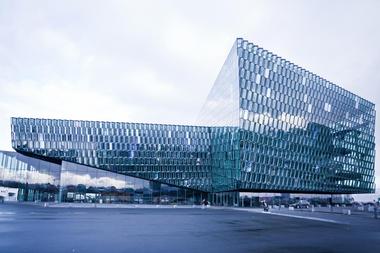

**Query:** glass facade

left=197, top=41, right=240, bottom=127
left=0, top=151, right=60, bottom=201
left=233, top=38, right=375, bottom=193
left=0, top=151, right=206, bottom=204
left=11, top=121, right=212, bottom=192
left=8, top=37, right=376, bottom=195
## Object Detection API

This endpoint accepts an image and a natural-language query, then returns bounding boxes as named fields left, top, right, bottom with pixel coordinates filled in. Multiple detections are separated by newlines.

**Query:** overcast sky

left=0, top=0, right=379, bottom=187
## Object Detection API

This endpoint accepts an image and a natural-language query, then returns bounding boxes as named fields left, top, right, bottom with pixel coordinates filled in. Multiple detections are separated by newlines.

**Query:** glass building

left=2, top=38, right=376, bottom=204
left=0, top=151, right=206, bottom=204
left=199, top=38, right=376, bottom=194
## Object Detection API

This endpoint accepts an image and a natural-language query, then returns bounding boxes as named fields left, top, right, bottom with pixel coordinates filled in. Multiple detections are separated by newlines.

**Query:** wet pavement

left=1, top=202, right=380, bottom=253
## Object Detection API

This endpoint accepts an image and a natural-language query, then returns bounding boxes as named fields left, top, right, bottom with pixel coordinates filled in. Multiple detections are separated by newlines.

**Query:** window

left=266, top=88, right=271, bottom=97
left=264, top=68, right=270, bottom=78
left=308, top=104, right=312, bottom=113
left=255, top=74, right=261, bottom=84
left=324, top=102, right=331, bottom=112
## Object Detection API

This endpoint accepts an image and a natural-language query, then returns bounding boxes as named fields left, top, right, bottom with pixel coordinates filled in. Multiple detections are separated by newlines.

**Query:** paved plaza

left=1, top=203, right=380, bottom=253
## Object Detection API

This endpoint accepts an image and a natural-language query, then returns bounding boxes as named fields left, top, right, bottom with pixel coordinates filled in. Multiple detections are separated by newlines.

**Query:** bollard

left=342, top=209, right=351, bottom=215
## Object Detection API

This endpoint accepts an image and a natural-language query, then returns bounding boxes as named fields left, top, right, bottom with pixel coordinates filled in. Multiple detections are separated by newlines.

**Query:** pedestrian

left=374, top=200, right=378, bottom=219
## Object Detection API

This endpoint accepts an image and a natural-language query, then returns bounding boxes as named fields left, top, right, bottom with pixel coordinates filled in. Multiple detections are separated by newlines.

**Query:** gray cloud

left=0, top=0, right=379, bottom=186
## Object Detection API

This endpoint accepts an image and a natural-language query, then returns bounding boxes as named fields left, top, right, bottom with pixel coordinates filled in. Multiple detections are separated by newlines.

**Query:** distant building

left=1, top=38, right=376, bottom=204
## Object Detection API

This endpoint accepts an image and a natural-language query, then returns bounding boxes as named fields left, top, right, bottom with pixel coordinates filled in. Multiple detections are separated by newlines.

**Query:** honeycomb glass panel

left=9, top=37, right=376, bottom=195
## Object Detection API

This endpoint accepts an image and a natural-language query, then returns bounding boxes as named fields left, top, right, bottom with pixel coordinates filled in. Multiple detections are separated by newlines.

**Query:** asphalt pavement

left=1, top=203, right=380, bottom=253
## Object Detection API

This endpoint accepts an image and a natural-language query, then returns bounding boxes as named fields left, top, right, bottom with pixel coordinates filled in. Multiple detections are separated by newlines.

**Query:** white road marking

left=262, top=212, right=344, bottom=224
left=0, top=212, right=15, bottom=215
left=225, top=207, right=346, bottom=224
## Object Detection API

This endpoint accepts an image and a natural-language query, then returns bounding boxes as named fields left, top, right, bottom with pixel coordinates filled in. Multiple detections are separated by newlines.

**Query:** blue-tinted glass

left=8, top=38, right=376, bottom=195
